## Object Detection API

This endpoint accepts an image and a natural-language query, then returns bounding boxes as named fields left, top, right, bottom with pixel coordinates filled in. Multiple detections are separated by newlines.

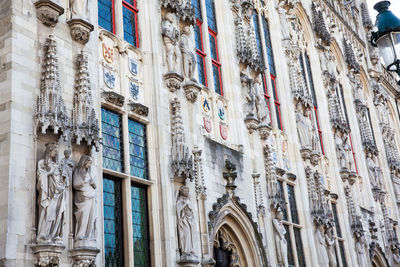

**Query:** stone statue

left=273, top=208, right=288, bottom=267
left=241, top=72, right=256, bottom=118
left=162, top=13, right=180, bottom=73
left=277, top=1, right=290, bottom=40
left=73, top=155, right=97, bottom=246
left=355, top=236, right=369, bottom=267
left=325, top=227, right=337, bottom=267
left=316, top=223, right=329, bottom=267
left=366, top=152, right=383, bottom=189
left=390, top=247, right=400, bottom=267
left=60, top=149, right=74, bottom=182
left=70, top=0, right=89, bottom=20
left=36, top=142, right=67, bottom=244
left=296, top=105, right=313, bottom=149
left=334, top=132, right=346, bottom=170
left=180, top=26, right=196, bottom=81
left=176, top=186, right=197, bottom=261
left=254, top=75, right=270, bottom=124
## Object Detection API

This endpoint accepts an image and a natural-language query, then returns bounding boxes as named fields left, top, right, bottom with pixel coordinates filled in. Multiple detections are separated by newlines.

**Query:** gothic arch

left=209, top=198, right=267, bottom=267
left=293, top=3, right=315, bottom=47
left=372, top=246, right=389, bottom=267
left=329, top=38, right=346, bottom=75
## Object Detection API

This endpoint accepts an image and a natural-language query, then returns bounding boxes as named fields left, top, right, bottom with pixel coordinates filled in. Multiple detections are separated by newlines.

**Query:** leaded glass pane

left=212, top=64, right=222, bottom=95
left=262, top=18, right=276, bottom=76
left=191, top=0, right=202, bottom=20
left=98, top=0, right=113, bottom=32
left=209, top=34, right=217, bottom=61
left=103, top=177, right=123, bottom=267
left=287, top=185, right=299, bottom=224
left=194, top=24, right=202, bottom=50
left=128, top=119, right=148, bottom=179
left=305, top=54, right=317, bottom=107
left=101, top=108, right=123, bottom=172
left=284, top=224, right=294, bottom=267
left=131, top=185, right=150, bottom=267
left=339, top=241, right=348, bottom=267
left=123, top=6, right=138, bottom=47
left=205, top=0, right=217, bottom=32
left=197, top=54, right=206, bottom=86
left=124, top=0, right=135, bottom=7
left=252, top=13, right=263, bottom=62
left=277, top=181, right=288, bottom=221
left=275, top=104, right=282, bottom=131
left=332, top=203, right=342, bottom=238
left=294, top=227, right=306, bottom=267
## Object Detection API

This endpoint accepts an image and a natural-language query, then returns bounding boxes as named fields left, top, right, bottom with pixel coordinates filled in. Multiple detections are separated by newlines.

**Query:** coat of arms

left=203, top=117, right=212, bottom=133
left=220, top=124, right=228, bottom=140
left=202, top=98, right=211, bottom=113
left=104, top=69, right=116, bottom=89
left=102, top=43, right=114, bottom=63
left=129, top=82, right=139, bottom=100
left=129, top=58, right=138, bottom=75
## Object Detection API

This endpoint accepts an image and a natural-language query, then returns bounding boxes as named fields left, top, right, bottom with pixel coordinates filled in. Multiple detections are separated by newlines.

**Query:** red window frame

left=122, top=0, right=139, bottom=47
left=209, top=29, right=223, bottom=95
left=262, top=74, right=272, bottom=121
left=195, top=19, right=208, bottom=87
left=349, top=135, right=358, bottom=174
left=271, top=74, right=282, bottom=130
left=313, top=108, right=325, bottom=155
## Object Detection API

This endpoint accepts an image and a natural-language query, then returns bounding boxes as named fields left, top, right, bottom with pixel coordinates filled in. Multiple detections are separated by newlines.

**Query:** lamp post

left=371, top=1, right=400, bottom=84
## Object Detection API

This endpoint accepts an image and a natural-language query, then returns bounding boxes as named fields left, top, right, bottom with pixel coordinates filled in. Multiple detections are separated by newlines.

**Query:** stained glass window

left=205, top=0, right=217, bottom=32
left=253, top=13, right=264, bottom=62
left=131, top=184, right=150, bottom=267
left=209, top=33, right=217, bottom=61
left=294, top=228, right=306, bottom=267
left=194, top=19, right=207, bottom=86
left=98, top=0, right=114, bottom=33
left=197, top=53, right=206, bottom=85
left=123, top=5, right=138, bottom=47
left=128, top=119, right=148, bottom=179
left=287, top=185, right=299, bottom=224
left=284, top=224, right=294, bottom=266
left=103, top=177, right=124, bottom=267
left=262, top=18, right=276, bottom=76
left=191, top=0, right=202, bottom=20
left=212, top=64, right=222, bottom=95
left=102, top=108, right=124, bottom=172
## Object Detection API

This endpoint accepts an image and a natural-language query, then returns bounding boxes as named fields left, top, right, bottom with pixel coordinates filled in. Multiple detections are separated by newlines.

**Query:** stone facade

left=1, top=0, right=400, bottom=266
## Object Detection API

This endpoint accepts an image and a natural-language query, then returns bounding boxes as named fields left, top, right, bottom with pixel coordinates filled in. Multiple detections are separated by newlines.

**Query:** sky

left=367, top=0, right=400, bottom=24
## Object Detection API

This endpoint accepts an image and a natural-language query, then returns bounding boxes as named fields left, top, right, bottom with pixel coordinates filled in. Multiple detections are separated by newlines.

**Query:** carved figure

left=176, top=186, right=196, bottom=259
left=60, top=149, right=74, bottom=182
left=316, top=223, right=329, bottom=267
left=241, top=72, right=256, bottom=118
left=70, top=0, right=89, bottom=19
left=36, top=142, right=67, bottom=244
left=325, top=227, right=337, bottom=267
left=356, top=236, right=369, bottom=267
left=277, top=1, right=290, bottom=40
left=180, top=26, right=196, bottom=81
left=296, top=105, right=313, bottom=149
left=366, top=152, right=383, bottom=189
left=390, top=247, right=400, bottom=267
left=254, top=75, right=270, bottom=124
left=162, top=13, right=180, bottom=73
left=273, top=208, right=288, bottom=267
left=73, top=155, right=96, bottom=244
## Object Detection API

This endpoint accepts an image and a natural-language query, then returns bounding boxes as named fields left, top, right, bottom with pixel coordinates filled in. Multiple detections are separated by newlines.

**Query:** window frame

left=330, top=201, right=349, bottom=267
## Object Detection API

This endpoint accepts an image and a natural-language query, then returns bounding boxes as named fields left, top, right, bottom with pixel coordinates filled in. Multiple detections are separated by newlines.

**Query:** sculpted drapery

left=73, top=155, right=97, bottom=244
left=36, top=142, right=67, bottom=244
left=273, top=208, right=288, bottom=267
left=176, top=186, right=195, bottom=257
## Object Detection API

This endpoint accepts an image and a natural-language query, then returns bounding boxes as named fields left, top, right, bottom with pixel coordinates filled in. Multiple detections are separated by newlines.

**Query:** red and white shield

left=203, top=117, right=212, bottom=133
left=102, top=43, right=114, bottom=63
left=220, top=124, right=228, bottom=140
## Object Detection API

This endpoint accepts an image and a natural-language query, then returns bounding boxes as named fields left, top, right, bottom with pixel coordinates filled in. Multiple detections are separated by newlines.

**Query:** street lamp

left=371, top=1, right=400, bottom=83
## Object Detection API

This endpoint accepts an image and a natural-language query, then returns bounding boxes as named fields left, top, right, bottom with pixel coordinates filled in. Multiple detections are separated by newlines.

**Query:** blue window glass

left=123, top=6, right=138, bottom=47
left=205, top=0, right=217, bottom=32
left=128, top=119, right=148, bottom=179
left=131, top=184, right=150, bottom=267
left=339, top=241, right=348, bottom=267
left=103, top=177, right=123, bottom=267
left=209, top=34, right=217, bottom=60
left=262, top=18, right=276, bottom=76
left=332, top=203, right=342, bottom=238
left=305, top=54, right=317, bottom=107
left=194, top=24, right=203, bottom=50
left=252, top=13, right=263, bottom=61
left=191, top=0, right=202, bottom=20
left=197, top=54, right=206, bottom=85
left=285, top=224, right=294, bottom=266
left=287, top=184, right=299, bottom=224
left=294, top=227, right=306, bottom=267
left=212, top=64, right=222, bottom=95
left=101, top=108, right=123, bottom=172
left=124, top=0, right=135, bottom=7
left=98, top=0, right=113, bottom=32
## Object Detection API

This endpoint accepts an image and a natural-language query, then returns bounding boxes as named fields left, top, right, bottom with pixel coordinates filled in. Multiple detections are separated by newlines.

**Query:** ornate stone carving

left=69, top=0, right=89, bottom=20
left=252, top=172, right=265, bottom=215
left=34, top=0, right=64, bottom=27
left=72, top=52, right=100, bottom=149
left=273, top=208, right=288, bottom=267
left=180, top=26, right=196, bottom=81
left=325, top=227, right=337, bottom=267
left=241, top=70, right=259, bottom=133
left=366, top=152, right=384, bottom=191
left=164, top=72, right=184, bottom=92
left=355, top=236, right=369, bottom=267
left=69, top=247, right=100, bottom=267
left=264, top=145, right=284, bottom=210
left=160, top=0, right=195, bottom=25
left=311, top=3, right=331, bottom=45
left=360, top=3, right=373, bottom=29
left=102, top=91, right=124, bottom=107
left=296, top=105, right=313, bottom=150
left=176, top=186, right=199, bottom=264
left=35, top=35, right=70, bottom=139
left=67, top=19, right=94, bottom=45
left=129, top=102, right=149, bottom=116
left=73, top=155, right=97, bottom=248
left=183, top=81, right=201, bottom=103
left=334, top=131, right=354, bottom=172
left=193, top=148, right=206, bottom=198
left=31, top=243, right=65, bottom=267
left=316, top=223, right=330, bottom=267
left=36, top=142, right=67, bottom=244
left=389, top=246, right=400, bottom=267
left=60, top=149, right=75, bottom=182
left=162, top=13, right=180, bottom=73
left=254, top=75, right=270, bottom=124
left=343, top=38, right=360, bottom=73
left=223, top=159, right=237, bottom=193
left=171, top=99, right=194, bottom=180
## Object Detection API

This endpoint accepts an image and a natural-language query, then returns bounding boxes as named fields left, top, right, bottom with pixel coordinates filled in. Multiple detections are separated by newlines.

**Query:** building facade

left=1, top=0, right=400, bottom=266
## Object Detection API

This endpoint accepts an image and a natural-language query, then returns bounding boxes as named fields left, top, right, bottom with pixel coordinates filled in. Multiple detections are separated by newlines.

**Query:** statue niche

left=162, top=12, right=180, bottom=73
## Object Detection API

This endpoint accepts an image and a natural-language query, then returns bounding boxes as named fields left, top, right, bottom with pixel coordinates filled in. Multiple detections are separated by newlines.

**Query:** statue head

left=165, top=12, right=175, bottom=24
left=178, top=186, right=189, bottom=198
left=64, top=149, right=72, bottom=158
left=43, top=142, right=59, bottom=163
left=182, top=25, right=191, bottom=35
left=317, top=223, right=325, bottom=232
left=77, top=155, right=92, bottom=171
left=276, top=207, right=284, bottom=220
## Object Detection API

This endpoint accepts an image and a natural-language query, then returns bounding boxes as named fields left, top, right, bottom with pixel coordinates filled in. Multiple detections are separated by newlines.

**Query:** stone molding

left=34, top=0, right=64, bottom=27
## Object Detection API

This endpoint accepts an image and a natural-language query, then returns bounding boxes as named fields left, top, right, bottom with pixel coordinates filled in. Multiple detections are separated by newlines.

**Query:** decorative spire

left=343, top=38, right=360, bottom=73
left=312, top=3, right=331, bottom=45
left=360, top=3, right=373, bottom=29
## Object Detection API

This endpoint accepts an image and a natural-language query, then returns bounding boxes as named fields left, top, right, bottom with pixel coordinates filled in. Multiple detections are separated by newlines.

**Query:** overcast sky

left=367, top=0, right=400, bottom=24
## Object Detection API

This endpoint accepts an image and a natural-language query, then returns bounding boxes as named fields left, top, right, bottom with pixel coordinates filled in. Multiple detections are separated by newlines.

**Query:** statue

left=325, top=227, right=337, bottom=267
left=390, top=247, right=400, bottom=267
left=316, top=223, right=329, bottom=267
left=162, top=13, right=180, bottom=73
left=176, top=186, right=197, bottom=261
left=366, top=152, right=383, bottom=189
left=254, top=75, right=270, bottom=124
left=296, top=105, right=313, bottom=149
left=60, top=149, right=74, bottom=182
left=273, top=208, right=288, bottom=267
left=355, top=236, right=369, bottom=267
left=36, top=142, right=67, bottom=244
left=241, top=72, right=256, bottom=118
left=73, top=155, right=97, bottom=245
left=180, top=26, right=196, bottom=81
left=70, top=0, right=89, bottom=20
